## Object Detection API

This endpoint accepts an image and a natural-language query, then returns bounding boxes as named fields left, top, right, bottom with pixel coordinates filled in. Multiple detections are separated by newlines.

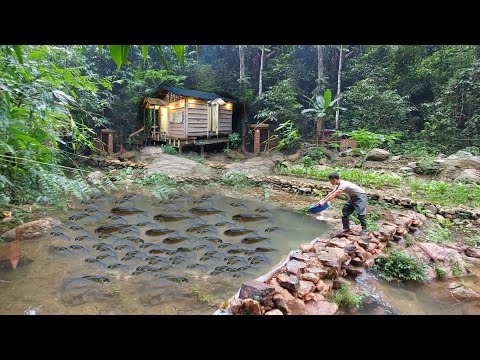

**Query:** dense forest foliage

left=2, top=45, right=480, bottom=206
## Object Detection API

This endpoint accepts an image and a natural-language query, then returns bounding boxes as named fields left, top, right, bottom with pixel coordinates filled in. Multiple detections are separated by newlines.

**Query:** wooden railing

left=128, top=126, right=145, bottom=139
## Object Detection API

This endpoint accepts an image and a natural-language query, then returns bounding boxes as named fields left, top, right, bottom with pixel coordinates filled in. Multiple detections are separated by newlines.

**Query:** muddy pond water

left=0, top=189, right=331, bottom=314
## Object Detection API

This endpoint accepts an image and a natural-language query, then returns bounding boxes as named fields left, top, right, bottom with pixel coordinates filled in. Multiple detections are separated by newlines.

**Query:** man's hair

left=328, top=172, right=340, bottom=180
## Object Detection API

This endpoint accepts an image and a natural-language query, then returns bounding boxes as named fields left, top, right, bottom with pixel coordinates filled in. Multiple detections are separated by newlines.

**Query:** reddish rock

left=286, top=260, right=306, bottom=277
left=265, top=309, right=283, bottom=315
left=301, top=272, right=320, bottom=284
left=318, top=247, right=349, bottom=271
left=273, top=294, right=307, bottom=315
left=298, top=280, right=316, bottom=297
left=237, top=298, right=262, bottom=315
left=396, top=226, right=406, bottom=235
left=239, top=281, right=275, bottom=304
left=304, top=293, right=316, bottom=302
left=305, top=300, right=338, bottom=315
left=350, top=257, right=364, bottom=266
left=329, top=238, right=348, bottom=248
left=230, top=298, right=244, bottom=314
left=1, top=217, right=61, bottom=240
left=345, top=264, right=364, bottom=276
left=285, top=299, right=308, bottom=315
left=465, top=247, right=480, bottom=258
left=277, top=273, right=300, bottom=292
left=290, top=251, right=305, bottom=261
left=313, top=242, right=327, bottom=253
left=378, top=223, right=397, bottom=238
left=304, top=267, right=329, bottom=279
left=269, top=278, right=296, bottom=301
left=300, top=244, right=314, bottom=253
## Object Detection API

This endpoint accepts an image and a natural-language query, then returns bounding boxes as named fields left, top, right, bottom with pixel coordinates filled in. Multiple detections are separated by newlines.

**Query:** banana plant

left=301, top=88, right=344, bottom=146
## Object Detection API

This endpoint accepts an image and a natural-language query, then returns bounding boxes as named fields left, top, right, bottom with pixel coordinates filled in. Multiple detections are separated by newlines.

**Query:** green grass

left=327, top=284, right=367, bottom=310
left=464, top=233, right=480, bottom=247
left=372, top=248, right=427, bottom=283
left=351, top=211, right=381, bottom=232
left=220, top=173, right=256, bottom=189
left=294, top=205, right=310, bottom=214
left=189, top=285, right=216, bottom=304
left=276, top=165, right=401, bottom=188
left=160, top=144, right=178, bottom=155
left=435, top=266, right=447, bottom=279
left=423, top=226, right=453, bottom=244
left=407, top=179, right=480, bottom=208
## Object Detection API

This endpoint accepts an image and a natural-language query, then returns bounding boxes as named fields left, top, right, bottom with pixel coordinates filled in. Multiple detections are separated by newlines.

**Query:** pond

left=0, top=188, right=331, bottom=314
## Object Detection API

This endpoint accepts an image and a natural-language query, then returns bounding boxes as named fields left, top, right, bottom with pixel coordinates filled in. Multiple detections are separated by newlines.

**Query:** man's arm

left=318, top=189, right=343, bottom=206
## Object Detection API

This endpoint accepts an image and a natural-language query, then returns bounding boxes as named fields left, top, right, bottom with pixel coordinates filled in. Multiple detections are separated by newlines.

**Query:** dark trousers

left=342, top=194, right=368, bottom=231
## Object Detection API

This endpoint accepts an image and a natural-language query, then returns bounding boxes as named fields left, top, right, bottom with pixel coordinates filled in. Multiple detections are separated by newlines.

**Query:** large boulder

left=305, top=300, right=338, bottom=315
left=239, top=281, right=275, bottom=304
left=144, top=154, right=213, bottom=177
left=447, top=150, right=474, bottom=159
left=224, top=157, right=275, bottom=176
left=87, top=170, right=103, bottom=183
left=455, top=169, right=480, bottom=184
left=1, top=217, right=61, bottom=241
left=118, top=151, right=135, bottom=161
left=366, top=148, right=390, bottom=161
left=438, top=156, right=480, bottom=181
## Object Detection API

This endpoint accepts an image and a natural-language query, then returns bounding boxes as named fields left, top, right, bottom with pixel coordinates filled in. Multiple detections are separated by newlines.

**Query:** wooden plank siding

left=186, top=100, right=232, bottom=138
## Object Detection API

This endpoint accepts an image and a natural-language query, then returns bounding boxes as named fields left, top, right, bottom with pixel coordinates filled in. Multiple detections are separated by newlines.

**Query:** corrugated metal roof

left=158, top=86, right=237, bottom=103
left=144, top=98, right=168, bottom=106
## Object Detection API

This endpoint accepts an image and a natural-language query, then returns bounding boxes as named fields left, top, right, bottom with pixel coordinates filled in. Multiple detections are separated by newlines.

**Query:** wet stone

left=61, top=277, right=113, bottom=305
left=276, top=273, right=300, bottom=292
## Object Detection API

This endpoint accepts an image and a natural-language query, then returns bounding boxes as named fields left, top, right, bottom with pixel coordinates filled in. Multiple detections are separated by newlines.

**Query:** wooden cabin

left=130, top=86, right=235, bottom=153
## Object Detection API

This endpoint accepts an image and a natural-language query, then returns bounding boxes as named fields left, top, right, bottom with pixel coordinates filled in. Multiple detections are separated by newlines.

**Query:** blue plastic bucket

left=307, top=203, right=329, bottom=214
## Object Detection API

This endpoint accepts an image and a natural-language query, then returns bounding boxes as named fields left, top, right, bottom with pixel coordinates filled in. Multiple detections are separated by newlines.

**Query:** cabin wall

left=168, top=100, right=185, bottom=138
left=186, top=99, right=208, bottom=137
left=218, top=107, right=232, bottom=135
left=186, top=99, right=233, bottom=138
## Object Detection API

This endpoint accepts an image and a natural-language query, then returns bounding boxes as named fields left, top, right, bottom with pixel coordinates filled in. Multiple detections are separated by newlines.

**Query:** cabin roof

left=157, top=86, right=237, bottom=103
left=144, top=97, right=168, bottom=107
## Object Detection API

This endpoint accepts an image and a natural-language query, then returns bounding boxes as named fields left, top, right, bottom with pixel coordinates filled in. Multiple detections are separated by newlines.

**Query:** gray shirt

left=335, top=180, right=366, bottom=197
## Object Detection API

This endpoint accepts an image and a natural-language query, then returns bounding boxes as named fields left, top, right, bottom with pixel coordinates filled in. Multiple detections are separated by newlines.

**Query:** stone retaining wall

left=214, top=213, right=425, bottom=315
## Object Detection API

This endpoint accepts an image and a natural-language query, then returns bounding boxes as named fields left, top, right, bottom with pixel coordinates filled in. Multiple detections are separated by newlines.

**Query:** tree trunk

left=258, top=45, right=264, bottom=97
left=316, top=45, right=325, bottom=93
left=335, top=45, right=343, bottom=130
left=239, top=45, right=247, bottom=153
left=241, top=101, right=247, bottom=153
left=239, top=45, right=246, bottom=82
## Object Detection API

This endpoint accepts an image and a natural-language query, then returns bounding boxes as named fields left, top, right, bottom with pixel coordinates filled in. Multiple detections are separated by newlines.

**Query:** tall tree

left=316, top=45, right=325, bottom=94
left=239, top=45, right=246, bottom=82
left=239, top=45, right=248, bottom=152
left=259, top=45, right=265, bottom=97
left=335, top=45, right=344, bottom=130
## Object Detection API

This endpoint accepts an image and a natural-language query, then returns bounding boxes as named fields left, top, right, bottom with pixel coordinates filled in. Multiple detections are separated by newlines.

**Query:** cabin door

left=160, top=107, right=169, bottom=134
left=207, top=103, right=219, bottom=135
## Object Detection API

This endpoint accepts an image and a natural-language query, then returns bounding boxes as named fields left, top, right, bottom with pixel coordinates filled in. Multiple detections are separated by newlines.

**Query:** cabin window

left=172, top=111, right=184, bottom=124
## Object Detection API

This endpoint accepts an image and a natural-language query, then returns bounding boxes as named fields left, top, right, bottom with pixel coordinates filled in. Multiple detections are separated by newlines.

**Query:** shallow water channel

left=0, top=189, right=331, bottom=314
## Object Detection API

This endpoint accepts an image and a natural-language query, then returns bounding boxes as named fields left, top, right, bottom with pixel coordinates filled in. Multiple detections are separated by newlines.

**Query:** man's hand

left=317, top=200, right=325, bottom=206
